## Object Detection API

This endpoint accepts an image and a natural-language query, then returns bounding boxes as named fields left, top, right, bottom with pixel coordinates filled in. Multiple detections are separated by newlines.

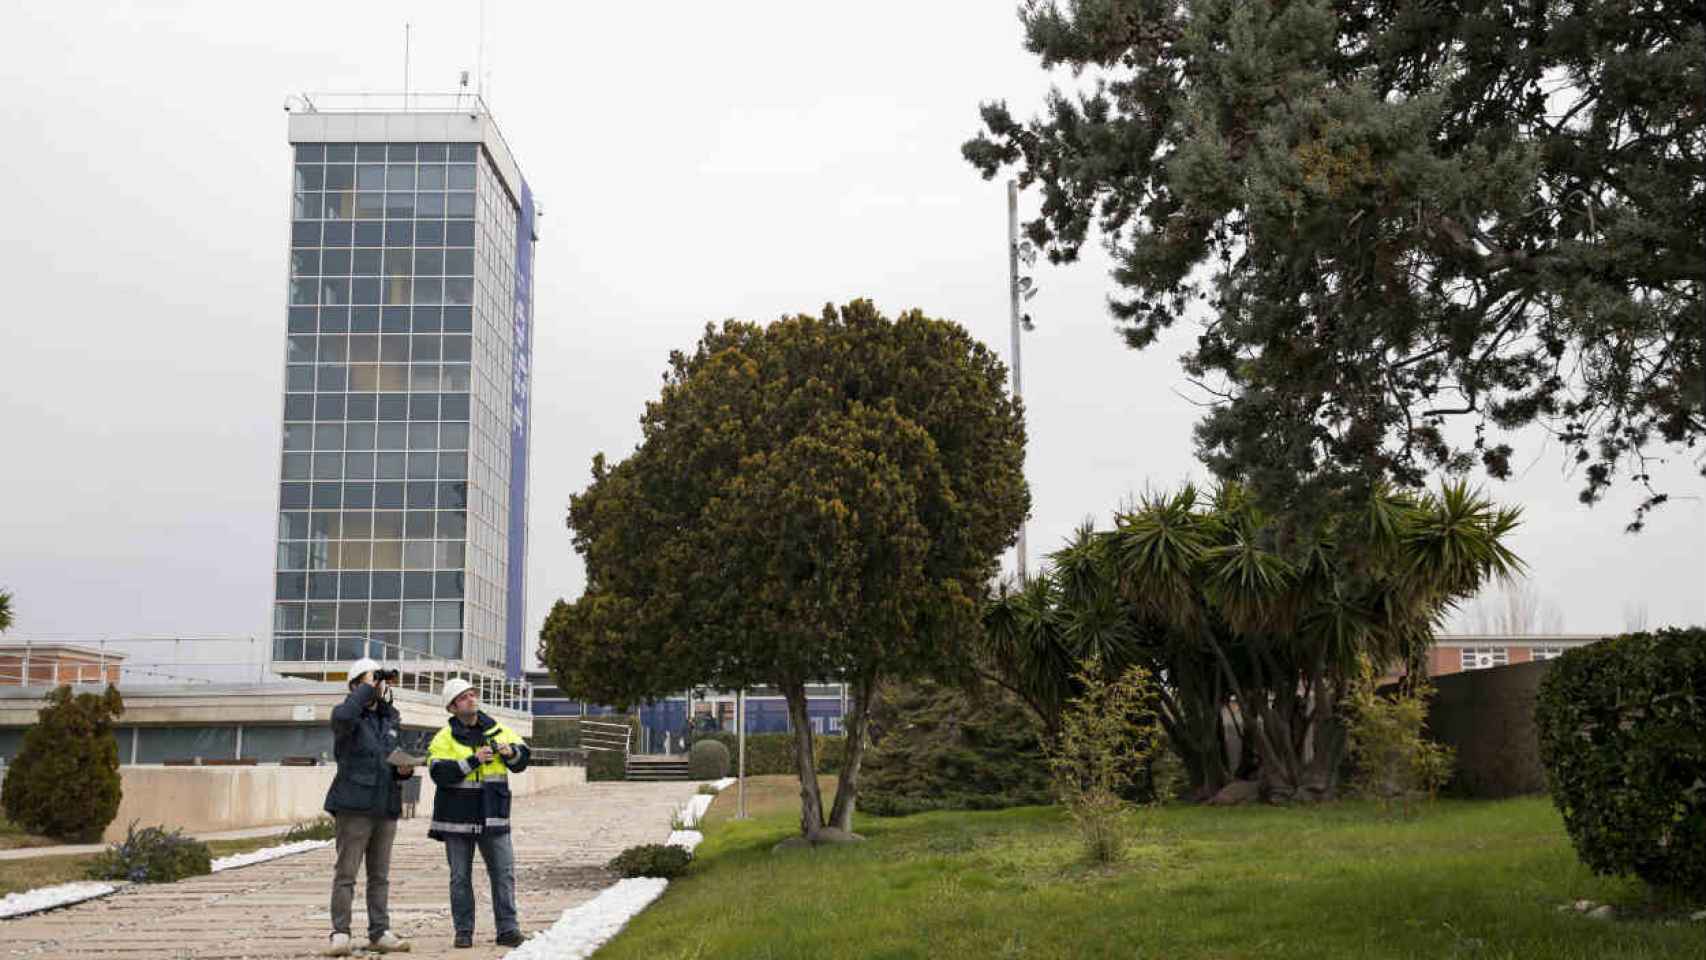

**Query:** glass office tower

left=271, top=98, right=537, bottom=682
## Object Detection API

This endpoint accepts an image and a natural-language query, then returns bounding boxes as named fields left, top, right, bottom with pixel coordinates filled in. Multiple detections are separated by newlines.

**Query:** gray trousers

left=331, top=812, right=397, bottom=938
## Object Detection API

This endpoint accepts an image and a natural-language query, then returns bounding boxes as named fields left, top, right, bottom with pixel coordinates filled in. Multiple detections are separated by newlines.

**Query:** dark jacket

left=426, top=711, right=530, bottom=840
left=323, top=683, right=410, bottom=819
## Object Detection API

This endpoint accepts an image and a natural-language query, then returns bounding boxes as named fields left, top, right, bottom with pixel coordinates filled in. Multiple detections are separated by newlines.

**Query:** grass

left=0, top=832, right=297, bottom=897
left=0, top=816, right=57, bottom=852
left=599, top=776, right=1704, bottom=960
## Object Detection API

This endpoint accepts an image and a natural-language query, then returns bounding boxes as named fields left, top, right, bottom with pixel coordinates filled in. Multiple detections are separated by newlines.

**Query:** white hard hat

left=347, top=657, right=381, bottom=684
left=443, top=677, right=476, bottom=711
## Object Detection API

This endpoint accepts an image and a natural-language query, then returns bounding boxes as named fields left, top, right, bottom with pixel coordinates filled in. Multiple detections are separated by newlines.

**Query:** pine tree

left=966, top=0, right=1702, bottom=529
left=1, top=685, right=125, bottom=841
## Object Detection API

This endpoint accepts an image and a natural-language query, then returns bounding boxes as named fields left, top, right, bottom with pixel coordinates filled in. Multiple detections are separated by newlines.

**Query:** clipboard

left=387, top=748, right=426, bottom=768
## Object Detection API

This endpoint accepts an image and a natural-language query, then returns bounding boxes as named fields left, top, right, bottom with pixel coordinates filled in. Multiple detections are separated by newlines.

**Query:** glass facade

left=273, top=138, right=529, bottom=675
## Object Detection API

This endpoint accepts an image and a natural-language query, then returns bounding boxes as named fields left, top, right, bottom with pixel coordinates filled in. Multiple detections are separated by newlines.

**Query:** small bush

left=283, top=816, right=336, bottom=842
left=860, top=680, right=1054, bottom=817
left=688, top=739, right=730, bottom=779
left=86, top=822, right=212, bottom=884
left=697, top=783, right=720, bottom=796
left=1342, top=657, right=1455, bottom=815
left=607, top=843, right=692, bottom=879
left=1, top=685, right=125, bottom=841
left=1048, top=658, right=1163, bottom=864
left=1536, top=627, right=1706, bottom=896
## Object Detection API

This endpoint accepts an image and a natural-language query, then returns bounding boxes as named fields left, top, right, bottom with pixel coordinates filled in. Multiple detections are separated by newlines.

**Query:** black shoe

left=495, top=930, right=526, bottom=947
left=452, top=932, right=472, bottom=949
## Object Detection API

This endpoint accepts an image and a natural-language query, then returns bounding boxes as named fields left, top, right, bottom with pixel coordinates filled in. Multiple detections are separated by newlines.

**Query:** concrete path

left=1, top=781, right=703, bottom=959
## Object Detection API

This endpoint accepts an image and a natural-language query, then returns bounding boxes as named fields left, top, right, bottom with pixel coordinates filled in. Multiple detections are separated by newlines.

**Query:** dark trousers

left=331, top=811, right=397, bottom=938
left=444, top=831, right=518, bottom=937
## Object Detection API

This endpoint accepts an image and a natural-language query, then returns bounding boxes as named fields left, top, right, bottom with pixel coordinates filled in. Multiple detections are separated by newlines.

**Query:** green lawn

left=600, top=776, right=1702, bottom=960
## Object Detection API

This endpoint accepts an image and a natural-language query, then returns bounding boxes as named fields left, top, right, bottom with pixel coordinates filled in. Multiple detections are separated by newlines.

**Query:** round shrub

left=1536, top=627, right=1706, bottom=895
left=86, top=822, right=212, bottom=883
left=1, top=684, right=125, bottom=841
left=688, top=739, right=730, bottom=779
left=607, top=843, right=692, bottom=879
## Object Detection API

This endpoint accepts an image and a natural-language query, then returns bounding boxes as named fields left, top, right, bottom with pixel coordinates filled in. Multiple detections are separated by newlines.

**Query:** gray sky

left=1, top=1, right=1700, bottom=661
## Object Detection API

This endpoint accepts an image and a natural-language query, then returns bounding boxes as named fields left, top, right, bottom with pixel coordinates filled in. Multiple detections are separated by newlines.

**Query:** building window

left=1531, top=646, right=1566, bottom=661
left=1460, top=647, right=1509, bottom=670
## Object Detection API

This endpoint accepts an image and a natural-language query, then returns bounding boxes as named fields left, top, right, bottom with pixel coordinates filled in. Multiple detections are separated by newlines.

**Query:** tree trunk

left=782, top=678, right=824, bottom=838
left=1302, top=674, right=1345, bottom=799
left=826, top=672, right=875, bottom=832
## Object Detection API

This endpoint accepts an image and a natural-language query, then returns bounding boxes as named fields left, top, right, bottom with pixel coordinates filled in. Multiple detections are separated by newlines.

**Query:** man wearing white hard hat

left=320, top=657, right=413, bottom=957
left=426, top=677, right=531, bottom=949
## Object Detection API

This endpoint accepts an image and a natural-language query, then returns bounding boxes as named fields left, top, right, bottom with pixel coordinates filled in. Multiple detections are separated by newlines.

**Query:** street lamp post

left=1007, top=179, right=1030, bottom=582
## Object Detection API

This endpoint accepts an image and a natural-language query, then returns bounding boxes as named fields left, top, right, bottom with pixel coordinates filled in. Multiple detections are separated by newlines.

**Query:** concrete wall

left=1425, top=659, right=1553, bottom=799
left=106, top=763, right=585, bottom=841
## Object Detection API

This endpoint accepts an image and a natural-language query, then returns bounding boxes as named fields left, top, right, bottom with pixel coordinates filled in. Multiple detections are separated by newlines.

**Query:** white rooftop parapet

left=285, top=91, right=535, bottom=230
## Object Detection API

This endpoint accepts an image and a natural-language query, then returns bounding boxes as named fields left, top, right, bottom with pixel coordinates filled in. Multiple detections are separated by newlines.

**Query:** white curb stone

left=497, top=778, right=736, bottom=956
left=210, top=838, right=334, bottom=873
left=498, top=878, right=669, bottom=959
left=0, top=882, right=118, bottom=920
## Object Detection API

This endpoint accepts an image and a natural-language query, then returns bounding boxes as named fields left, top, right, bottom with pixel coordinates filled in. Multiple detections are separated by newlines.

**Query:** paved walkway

left=2, top=781, right=703, bottom=959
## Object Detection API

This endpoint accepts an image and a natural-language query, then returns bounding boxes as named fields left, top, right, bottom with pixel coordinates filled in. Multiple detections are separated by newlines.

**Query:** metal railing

left=285, top=91, right=494, bottom=115
left=578, top=719, right=632, bottom=757
left=0, top=634, right=533, bottom=715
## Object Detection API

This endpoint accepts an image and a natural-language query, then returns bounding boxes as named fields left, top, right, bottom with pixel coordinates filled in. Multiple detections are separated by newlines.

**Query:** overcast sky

left=1, top=1, right=1700, bottom=663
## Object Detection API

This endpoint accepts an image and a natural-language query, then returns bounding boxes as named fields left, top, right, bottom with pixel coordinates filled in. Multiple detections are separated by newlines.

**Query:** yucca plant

left=980, top=480, right=1519, bottom=802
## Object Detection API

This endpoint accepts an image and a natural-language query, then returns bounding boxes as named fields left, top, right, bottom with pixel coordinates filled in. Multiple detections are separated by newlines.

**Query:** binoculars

left=370, top=668, right=401, bottom=684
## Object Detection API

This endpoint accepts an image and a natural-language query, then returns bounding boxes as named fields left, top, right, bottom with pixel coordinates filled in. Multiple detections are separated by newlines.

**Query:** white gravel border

left=0, top=882, right=118, bottom=920
left=498, top=778, right=736, bottom=957
left=210, top=838, right=333, bottom=873
left=674, top=793, right=715, bottom=829
left=664, top=830, right=704, bottom=854
left=499, top=878, right=668, bottom=959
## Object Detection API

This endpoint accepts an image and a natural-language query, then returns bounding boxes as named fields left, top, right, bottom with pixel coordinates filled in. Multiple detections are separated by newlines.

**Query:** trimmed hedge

left=688, top=739, right=730, bottom=779
left=1, top=685, right=125, bottom=842
left=1536, top=627, right=1706, bottom=895
left=697, top=732, right=845, bottom=776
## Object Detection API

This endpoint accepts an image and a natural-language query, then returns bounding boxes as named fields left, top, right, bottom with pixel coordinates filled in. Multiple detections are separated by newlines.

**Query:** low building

left=1425, top=634, right=1606, bottom=677
left=0, top=642, right=124, bottom=687
left=0, top=679, right=535, bottom=767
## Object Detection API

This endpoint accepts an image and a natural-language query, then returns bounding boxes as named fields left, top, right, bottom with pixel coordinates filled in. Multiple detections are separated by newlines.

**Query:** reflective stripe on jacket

left=426, top=712, right=530, bottom=840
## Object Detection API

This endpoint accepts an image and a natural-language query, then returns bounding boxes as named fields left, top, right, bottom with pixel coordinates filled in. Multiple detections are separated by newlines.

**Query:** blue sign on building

left=504, top=180, right=535, bottom=679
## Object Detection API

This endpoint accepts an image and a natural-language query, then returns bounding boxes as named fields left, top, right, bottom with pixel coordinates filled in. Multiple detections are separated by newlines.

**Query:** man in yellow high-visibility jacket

left=427, top=678, right=530, bottom=950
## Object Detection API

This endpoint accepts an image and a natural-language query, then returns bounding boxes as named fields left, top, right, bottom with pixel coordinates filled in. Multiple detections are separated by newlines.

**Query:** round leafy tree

left=541, top=300, right=1029, bottom=841
left=1536, top=627, right=1706, bottom=895
left=2, top=684, right=125, bottom=841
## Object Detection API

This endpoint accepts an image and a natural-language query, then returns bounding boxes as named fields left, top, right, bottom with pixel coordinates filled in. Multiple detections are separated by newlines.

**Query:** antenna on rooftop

left=476, top=0, right=487, bottom=100
left=403, top=22, right=412, bottom=110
